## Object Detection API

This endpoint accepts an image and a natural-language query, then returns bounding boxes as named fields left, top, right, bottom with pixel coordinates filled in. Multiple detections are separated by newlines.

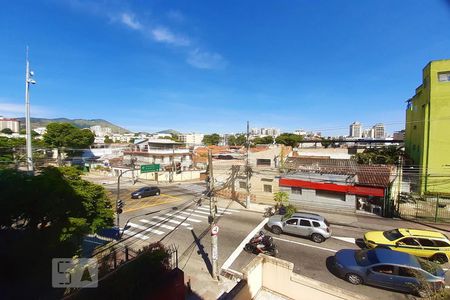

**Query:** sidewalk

left=216, top=198, right=450, bottom=234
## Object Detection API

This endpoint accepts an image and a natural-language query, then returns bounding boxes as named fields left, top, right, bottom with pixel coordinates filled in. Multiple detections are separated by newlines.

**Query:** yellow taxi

left=364, top=228, right=450, bottom=264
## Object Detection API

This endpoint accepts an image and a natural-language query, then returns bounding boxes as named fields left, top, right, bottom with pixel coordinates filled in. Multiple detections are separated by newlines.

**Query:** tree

left=43, top=122, right=95, bottom=149
left=275, top=133, right=302, bottom=147
left=354, top=146, right=403, bottom=165
left=1, top=128, right=13, bottom=135
left=0, top=166, right=114, bottom=297
left=104, top=135, right=114, bottom=144
left=202, top=133, right=220, bottom=145
left=252, top=135, right=274, bottom=145
left=227, top=134, right=246, bottom=146
left=321, top=138, right=332, bottom=149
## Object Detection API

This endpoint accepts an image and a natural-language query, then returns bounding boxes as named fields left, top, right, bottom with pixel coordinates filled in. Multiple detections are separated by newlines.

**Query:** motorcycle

left=244, top=232, right=279, bottom=257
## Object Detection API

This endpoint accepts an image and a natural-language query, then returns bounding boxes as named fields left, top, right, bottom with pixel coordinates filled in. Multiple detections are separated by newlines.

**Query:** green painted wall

left=405, top=60, right=450, bottom=194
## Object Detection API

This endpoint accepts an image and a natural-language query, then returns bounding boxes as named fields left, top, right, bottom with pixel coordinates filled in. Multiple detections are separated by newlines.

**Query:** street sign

left=211, top=225, right=219, bottom=236
left=140, top=164, right=160, bottom=173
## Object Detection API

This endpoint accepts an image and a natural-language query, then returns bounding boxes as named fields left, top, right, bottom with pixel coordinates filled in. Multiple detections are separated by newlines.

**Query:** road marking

left=139, top=219, right=175, bottom=230
left=221, top=218, right=269, bottom=271
left=179, top=211, right=208, bottom=219
left=127, top=222, right=164, bottom=235
left=163, top=212, right=201, bottom=223
left=332, top=236, right=356, bottom=244
left=160, top=193, right=180, bottom=199
left=122, top=230, right=150, bottom=240
left=272, top=236, right=337, bottom=253
left=152, top=216, right=191, bottom=227
left=197, top=206, right=232, bottom=215
left=123, top=197, right=181, bottom=213
left=186, top=209, right=223, bottom=216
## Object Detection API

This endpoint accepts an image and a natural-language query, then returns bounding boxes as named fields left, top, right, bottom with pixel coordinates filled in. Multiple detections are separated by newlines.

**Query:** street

left=90, top=179, right=449, bottom=299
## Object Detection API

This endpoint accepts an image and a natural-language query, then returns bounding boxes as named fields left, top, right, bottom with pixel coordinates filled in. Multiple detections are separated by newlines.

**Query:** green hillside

left=17, top=118, right=131, bottom=134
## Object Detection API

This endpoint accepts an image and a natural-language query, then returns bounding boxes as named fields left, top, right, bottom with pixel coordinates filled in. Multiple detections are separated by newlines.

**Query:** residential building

left=90, top=125, right=112, bottom=137
left=362, top=128, right=374, bottom=139
left=179, top=133, right=204, bottom=146
left=393, top=130, right=405, bottom=141
left=280, top=157, right=397, bottom=215
left=0, top=117, right=20, bottom=133
left=372, top=123, right=385, bottom=139
left=34, top=127, right=47, bottom=135
left=293, top=129, right=307, bottom=136
left=405, top=59, right=450, bottom=194
left=349, top=122, right=362, bottom=138
left=123, top=138, right=192, bottom=171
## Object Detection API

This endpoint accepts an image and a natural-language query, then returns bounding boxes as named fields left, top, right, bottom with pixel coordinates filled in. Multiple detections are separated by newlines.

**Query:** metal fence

left=397, top=193, right=450, bottom=223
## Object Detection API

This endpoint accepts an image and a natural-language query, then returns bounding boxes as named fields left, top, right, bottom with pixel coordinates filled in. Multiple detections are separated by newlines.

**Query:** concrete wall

left=232, top=254, right=367, bottom=300
left=111, top=168, right=201, bottom=182
left=280, top=186, right=356, bottom=212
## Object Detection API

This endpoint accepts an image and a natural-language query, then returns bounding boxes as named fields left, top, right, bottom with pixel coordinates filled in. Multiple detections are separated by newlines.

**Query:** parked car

left=131, top=186, right=160, bottom=199
left=267, top=212, right=331, bottom=243
left=364, top=228, right=450, bottom=264
left=333, top=248, right=446, bottom=297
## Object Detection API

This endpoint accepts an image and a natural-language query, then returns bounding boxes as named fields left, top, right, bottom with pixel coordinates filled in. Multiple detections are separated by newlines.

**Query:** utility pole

left=245, top=121, right=250, bottom=208
left=25, top=46, right=36, bottom=173
left=208, top=149, right=219, bottom=279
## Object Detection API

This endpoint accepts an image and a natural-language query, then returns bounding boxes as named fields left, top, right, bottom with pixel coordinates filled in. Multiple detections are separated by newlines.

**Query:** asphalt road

left=83, top=178, right=449, bottom=299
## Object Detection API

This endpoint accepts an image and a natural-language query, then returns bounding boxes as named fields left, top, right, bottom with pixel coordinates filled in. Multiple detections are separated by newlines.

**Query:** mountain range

left=16, top=117, right=131, bottom=134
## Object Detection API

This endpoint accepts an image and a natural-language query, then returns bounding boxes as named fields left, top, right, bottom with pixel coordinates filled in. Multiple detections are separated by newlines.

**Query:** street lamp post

left=25, top=46, right=36, bottom=173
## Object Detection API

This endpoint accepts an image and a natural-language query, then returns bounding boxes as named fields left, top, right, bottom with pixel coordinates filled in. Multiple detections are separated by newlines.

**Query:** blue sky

left=1, top=0, right=449, bottom=135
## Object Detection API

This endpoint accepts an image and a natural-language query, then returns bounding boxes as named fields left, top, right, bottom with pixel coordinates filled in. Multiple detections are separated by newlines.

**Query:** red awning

left=279, top=178, right=384, bottom=197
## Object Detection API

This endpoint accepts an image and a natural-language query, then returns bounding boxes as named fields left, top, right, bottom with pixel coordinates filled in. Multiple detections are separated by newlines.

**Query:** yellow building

left=405, top=60, right=450, bottom=194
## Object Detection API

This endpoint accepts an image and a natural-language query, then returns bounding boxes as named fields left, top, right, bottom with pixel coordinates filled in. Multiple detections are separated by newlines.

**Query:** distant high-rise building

left=0, top=117, right=20, bottom=133
left=251, top=127, right=279, bottom=137
left=349, top=122, right=362, bottom=138
left=372, top=123, right=385, bottom=139
left=179, top=133, right=205, bottom=146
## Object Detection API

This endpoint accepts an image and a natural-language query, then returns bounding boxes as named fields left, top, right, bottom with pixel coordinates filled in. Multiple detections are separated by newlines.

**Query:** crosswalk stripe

left=128, top=222, right=164, bottom=235
left=139, top=219, right=175, bottom=230
left=197, top=206, right=232, bottom=215
left=179, top=211, right=208, bottom=219
left=152, top=216, right=191, bottom=227
left=122, top=230, right=150, bottom=240
left=167, top=214, right=201, bottom=223
left=217, top=207, right=240, bottom=213
left=187, top=209, right=223, bottom=216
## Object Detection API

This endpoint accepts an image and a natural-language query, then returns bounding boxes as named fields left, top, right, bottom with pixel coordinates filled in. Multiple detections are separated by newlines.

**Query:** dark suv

left=131, top=186, right=160, bottom=199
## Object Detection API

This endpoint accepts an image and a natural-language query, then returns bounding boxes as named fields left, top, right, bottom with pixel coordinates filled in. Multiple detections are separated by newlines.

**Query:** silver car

left=267, top=212, right=331, bottom=243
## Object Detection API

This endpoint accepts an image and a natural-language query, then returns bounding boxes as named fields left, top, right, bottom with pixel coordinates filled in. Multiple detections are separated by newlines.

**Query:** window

left=292, top=187, right=302, bottom=195
left=299, top=219, right=311, bottom=227
left=398, top=267, right=418, bottom=278
left=256, top=159, right=271, bottom=166
left=383, top=229, right=403, bottom=241
left=418, top=238, right=434, bottom=247
left=263, top=184, right=272, bottom=193
left=312, top=221, right=321, bottom=227
left=286, top=218, right=298, bottom=225
left=433, top=240, right=450, bottom=247
left=372, top=265, right=395, bottom=274
left=239, top=181, right=247, bottom=189
left=438, top=71, right=450, bottom=82
left=398, top=238, right=420, bottom=246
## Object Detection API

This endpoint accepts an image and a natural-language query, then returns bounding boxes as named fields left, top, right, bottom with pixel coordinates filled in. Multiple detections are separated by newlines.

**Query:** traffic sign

left=140, top=164, right=160, bottom=173
left=211, top=225, right=219, bottom=236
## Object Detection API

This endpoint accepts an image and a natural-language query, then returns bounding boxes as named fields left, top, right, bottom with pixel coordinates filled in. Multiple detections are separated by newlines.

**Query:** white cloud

left=187, top=49, right=226, bottom=70
left=120, top=13, right=142, bottom=30
left=0, top=100, right=51, bottom=118
left=151, top=27, right=190, bottom=46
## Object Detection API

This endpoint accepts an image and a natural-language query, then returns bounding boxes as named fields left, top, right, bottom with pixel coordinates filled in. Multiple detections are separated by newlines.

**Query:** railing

left=397, top=193, right=450, bottom=223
